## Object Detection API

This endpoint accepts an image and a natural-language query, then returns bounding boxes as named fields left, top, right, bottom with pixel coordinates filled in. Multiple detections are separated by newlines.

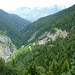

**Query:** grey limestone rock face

left=0, top=44, right=11, bottom=60
left=27, top=29, right=68, bottom=45
left=4, top=47, right=11, bottom=56
left=0, top=35, right=17, bottom=60
left=0, top=35, right=12, bottom=44
left=37, top=29, right=68, bottom=45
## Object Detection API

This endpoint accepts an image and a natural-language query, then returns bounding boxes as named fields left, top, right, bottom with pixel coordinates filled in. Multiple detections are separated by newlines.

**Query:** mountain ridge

left=0, top=9, right=31, bottom=31
left=20, top=4, right=75, bottom=45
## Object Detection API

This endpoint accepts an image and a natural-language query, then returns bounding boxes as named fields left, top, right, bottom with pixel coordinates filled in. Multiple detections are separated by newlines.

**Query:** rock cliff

left=0, top=35, right=17, bottom=60
left=28, top=29, right=68, bottom=45
left=37, top=29, right=68, bottom=45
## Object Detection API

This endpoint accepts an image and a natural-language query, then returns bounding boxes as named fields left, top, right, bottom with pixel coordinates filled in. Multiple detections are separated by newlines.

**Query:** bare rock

left=0, top=35, right=17, bottom=60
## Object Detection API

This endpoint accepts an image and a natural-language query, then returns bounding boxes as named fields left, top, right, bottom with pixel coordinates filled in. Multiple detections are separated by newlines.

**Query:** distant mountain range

left=8, top=5, right=65, bottom=21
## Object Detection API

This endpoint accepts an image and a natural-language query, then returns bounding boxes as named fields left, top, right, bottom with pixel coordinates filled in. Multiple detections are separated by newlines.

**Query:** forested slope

left=0, top=9, right=31, bottom=31
left=5, top=25, right=75, bottom=75
left=21, top=4, right=75, bottom=45
left=0, top=9, right=31, bottom=48
left=0, top=19, right=22, bottom=48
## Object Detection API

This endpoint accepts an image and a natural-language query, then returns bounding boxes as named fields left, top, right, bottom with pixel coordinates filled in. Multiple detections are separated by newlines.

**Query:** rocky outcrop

left=0, top=44, right=11, bottom=60
left=28, top=31, right=39, bottom=42
left=37, top=29, right=68, bottom=45
left=0, top=35, right=12, bottom=44
left=27, top=29, right=68, bottom=45
left=0, top=35, right=17, bottom=60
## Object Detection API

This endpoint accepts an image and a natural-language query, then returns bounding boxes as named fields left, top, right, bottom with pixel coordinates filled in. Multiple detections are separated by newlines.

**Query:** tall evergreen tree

left=70, top=52, right=75, bottom=75
left=61, top=59, right=70, bottom=73
left=0, top=58, right=5, bottom=75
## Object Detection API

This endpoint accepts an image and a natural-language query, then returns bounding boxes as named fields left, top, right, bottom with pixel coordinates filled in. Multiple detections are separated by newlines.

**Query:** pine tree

left=28, top=64, right=37, bottom=75
left=33, top=64, right=37, bottom=75
left=12, top=59, right=15, bottom=67
left=49, top=60, right=57, bottom=75
left=70, top=52, right=75, bottom=75
left=47, top=71, right=53, bottom=75
left=61, top=59, right=70, bottom=73
left=0, top=58, right=5, bottom=75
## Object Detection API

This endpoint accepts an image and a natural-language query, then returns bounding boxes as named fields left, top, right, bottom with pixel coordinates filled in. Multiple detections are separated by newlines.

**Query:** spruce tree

left=70, top=52, right=75, bottom=75
left=0, top=58, right=5, bottom=75
left=61, top=59, right=70, bottom=73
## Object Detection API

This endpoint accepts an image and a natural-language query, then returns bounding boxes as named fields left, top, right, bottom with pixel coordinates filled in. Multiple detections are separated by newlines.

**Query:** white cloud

left=37, top=12, right=39, bottom=14
left=25, top=9, right=30, bottom=11
left=33, top=15, right=36, bottom=17
left=0, top=0, right=75, bottom=11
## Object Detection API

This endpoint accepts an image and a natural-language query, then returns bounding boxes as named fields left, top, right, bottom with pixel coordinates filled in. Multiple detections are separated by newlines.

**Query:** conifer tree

left=12, top=59, right=15, bottom=67
left=0, top=58, right=5, bottom=75
left=70, top=52, right=75, bottom=75
left=28, top=64, right=37, bottom=75
left=49, top=60, right=57, bottom=75
left=61, top=59, right=70, bottom=73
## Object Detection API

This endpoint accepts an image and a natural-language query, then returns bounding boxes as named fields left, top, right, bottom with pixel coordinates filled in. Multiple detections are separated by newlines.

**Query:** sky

left=0, top=0, right=75, bottom=11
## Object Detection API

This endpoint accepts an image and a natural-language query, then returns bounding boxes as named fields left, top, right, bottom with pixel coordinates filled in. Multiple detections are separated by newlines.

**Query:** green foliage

left=0, top=58, right=25, bottom=75
left=37, top=66, right=46, bottom=74
left=0, top=9, right=31, bottom=48
left=0, top=58, right=5, bottom=75
left=0, top=9, right=31, bottom=31
left=4, top=65, right=18, bottom=75
left=28, top=64, right=38, bottom=75
left=15, top=29, right=75, bottom=67
left=0, top=31, right=6, bottom=36
left=9, top=28, right=75, bottom=75
left=0, top=19, right=22, bottom=48
left=61, top=59, right=70, bottom=73
left=70, top=52, right=75, bottom=75
left=47, top=71, right=53, bottom=75
left=22, top=70, right=28, bottom=75
left=49, top=60, right=57, bottom=75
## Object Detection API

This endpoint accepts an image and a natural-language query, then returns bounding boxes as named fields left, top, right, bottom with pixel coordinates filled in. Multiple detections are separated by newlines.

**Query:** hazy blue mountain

left=8, top=5, right=65, bottom=21
left=0, top=9, right=31, bottom=31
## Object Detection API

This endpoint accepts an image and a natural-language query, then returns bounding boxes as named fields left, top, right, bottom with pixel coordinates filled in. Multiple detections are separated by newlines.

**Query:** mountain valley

left=0, top=4, right=75, bottom=75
